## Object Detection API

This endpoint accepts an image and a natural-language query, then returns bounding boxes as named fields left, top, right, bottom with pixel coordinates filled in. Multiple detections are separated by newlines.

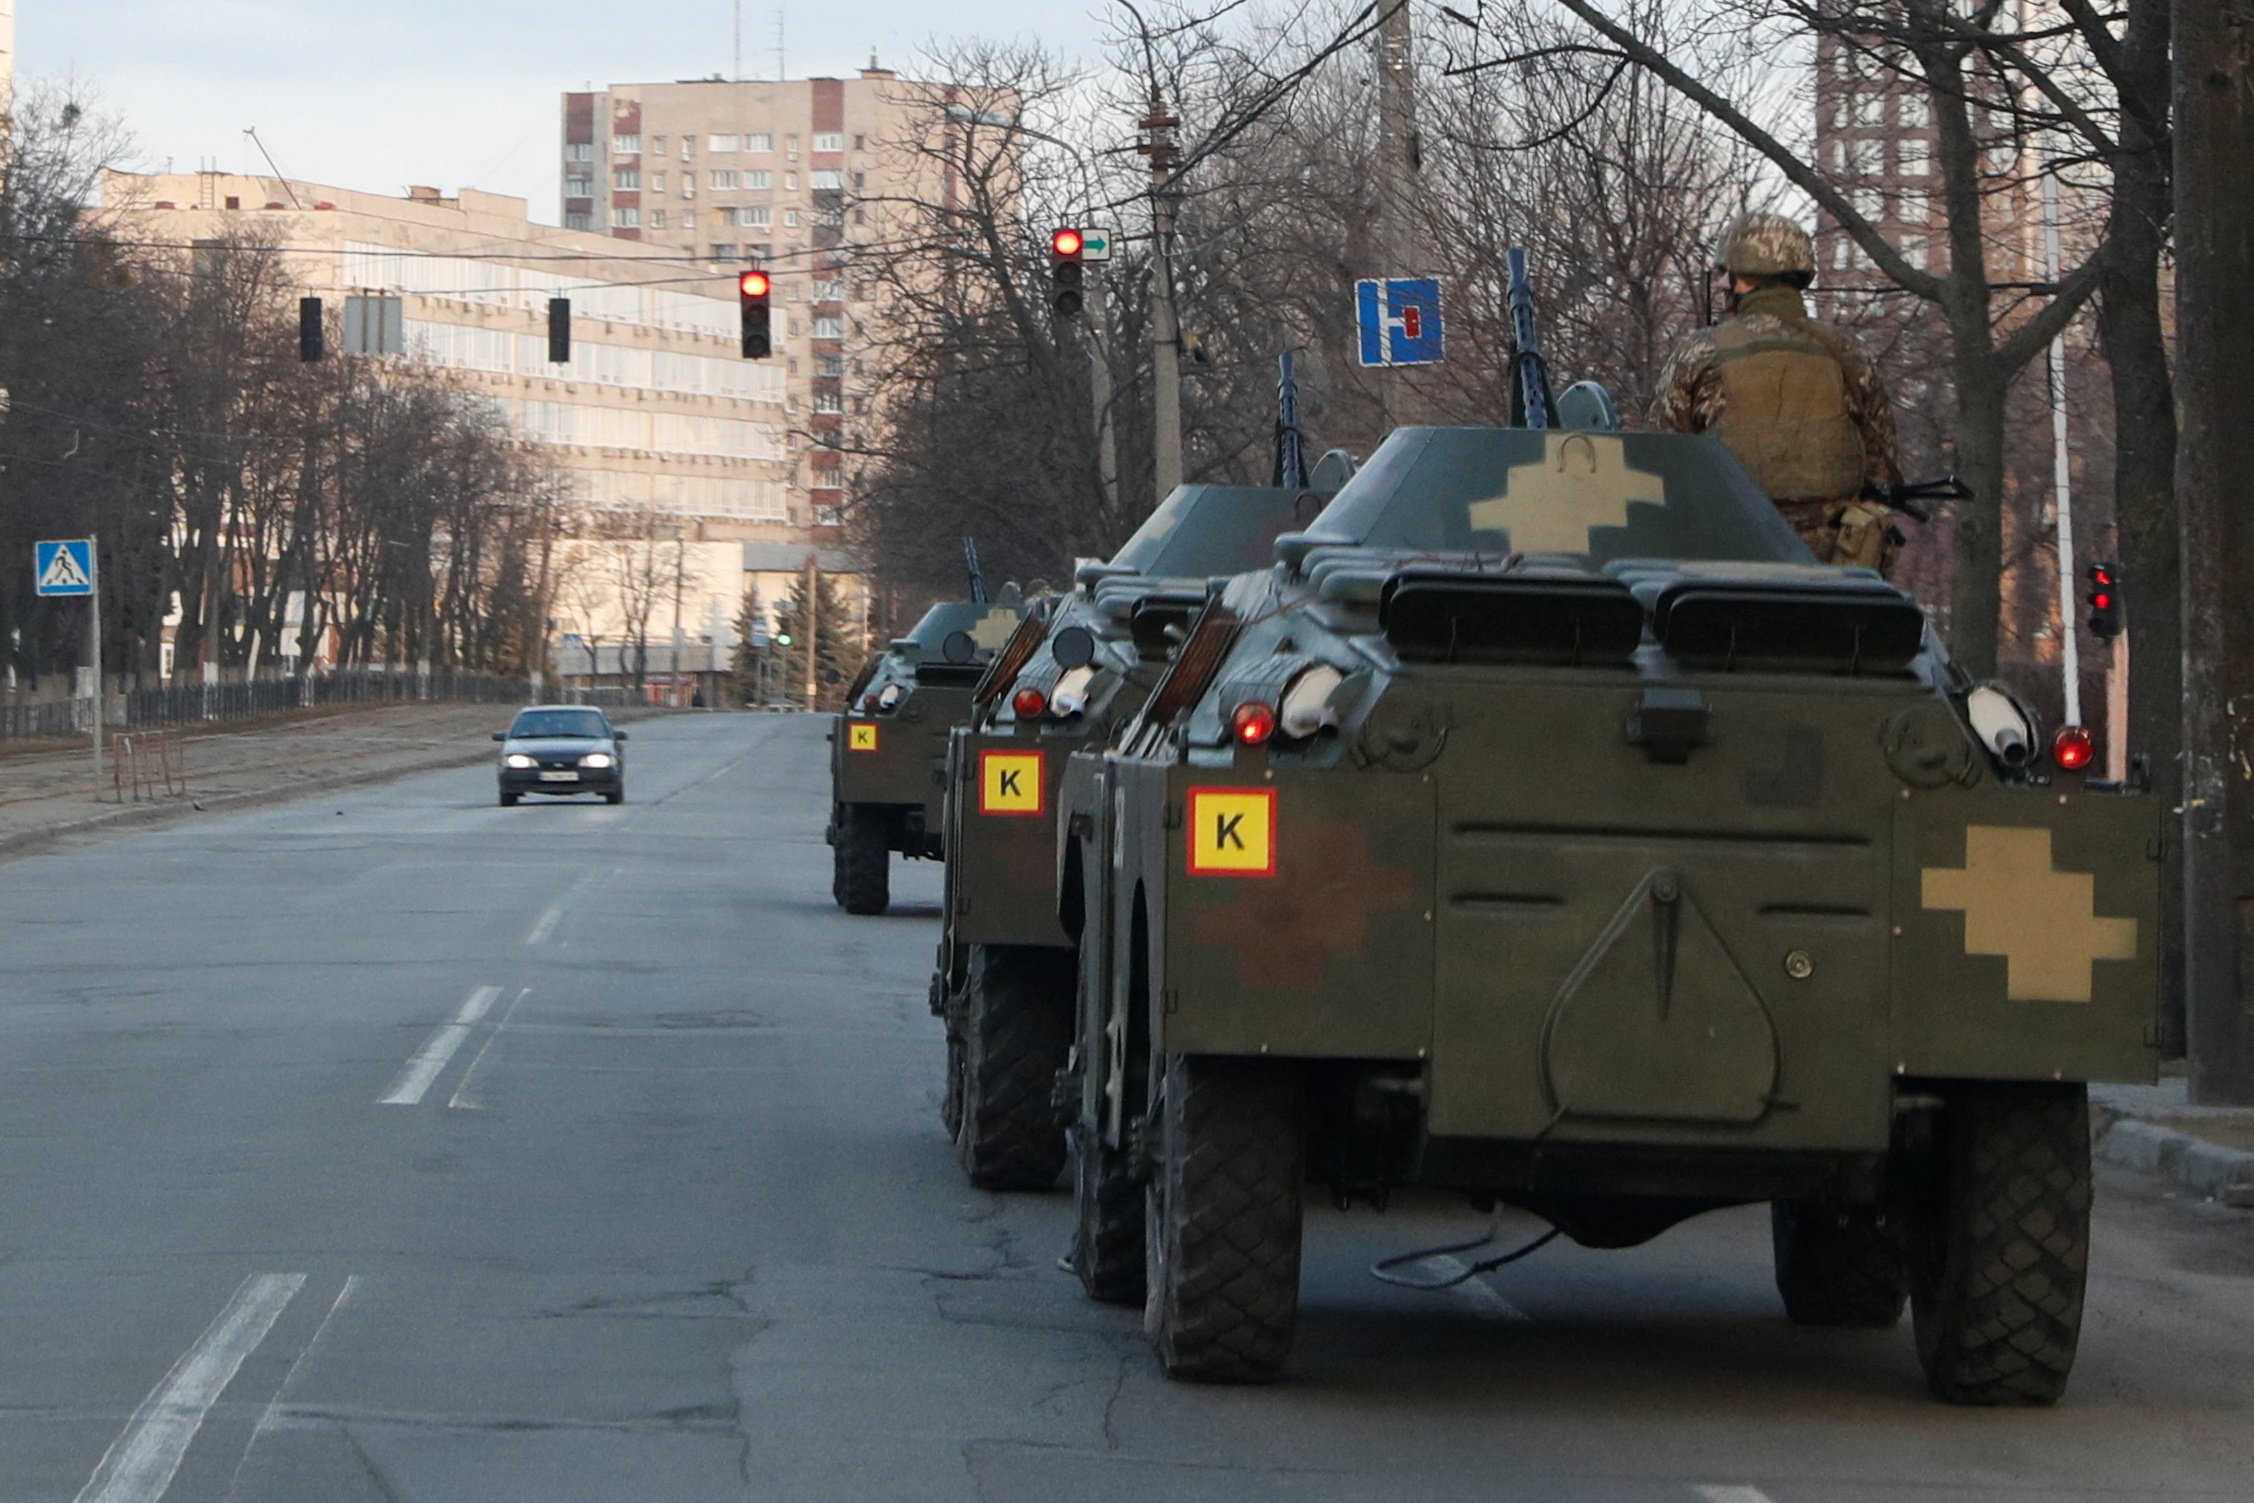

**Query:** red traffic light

left=1050, top=228, right=1084, bottom=258
left=739, top=269, right=772, bottom=299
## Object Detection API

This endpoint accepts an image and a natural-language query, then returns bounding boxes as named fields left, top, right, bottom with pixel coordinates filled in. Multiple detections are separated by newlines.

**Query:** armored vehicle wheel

left=831, top=834, right=846, bottom=907
left=837, top=805, right=890, bottom=916
left=941, top=1026, right=966, bottom=1139
left=954, top=945, right=1073, bottom=1190
left=1771, top=1202, right=1908, bottom=1328
left=1145, top=1055, right=1303, bottom=1383
left=1908, top=1082, right=2091, bottom=1406
left=1071, top=1119, right=1145, bottom=1305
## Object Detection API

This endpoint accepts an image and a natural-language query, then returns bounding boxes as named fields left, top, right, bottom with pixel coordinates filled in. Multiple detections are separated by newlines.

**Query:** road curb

left=2095, top=1111, right=2254, bottom=1205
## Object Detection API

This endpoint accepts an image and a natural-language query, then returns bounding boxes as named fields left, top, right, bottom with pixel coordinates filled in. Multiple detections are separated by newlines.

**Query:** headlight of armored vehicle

left=1050, top=665, right=1099, bottom=717
left=1278, top=664, right=1346, bottom=739
left=1965, top=682, right=2039, bottom=769
left=876, top=682, right=905, bottom=711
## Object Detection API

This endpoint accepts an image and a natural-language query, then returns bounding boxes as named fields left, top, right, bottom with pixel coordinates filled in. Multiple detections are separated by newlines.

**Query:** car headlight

left=504, top=754, right=537, bottom=769
left=579, top=752, right=615, bottom=768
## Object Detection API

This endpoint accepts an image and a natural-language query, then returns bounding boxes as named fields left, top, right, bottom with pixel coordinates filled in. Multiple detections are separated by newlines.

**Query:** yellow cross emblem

left=846, top=722, right=879, bottom=752
left=1466, top=433, right=1666, bottom=553
left=1921, top=825, right=2139, bottom=1002
left=971, top=609, right=1020, bottom=650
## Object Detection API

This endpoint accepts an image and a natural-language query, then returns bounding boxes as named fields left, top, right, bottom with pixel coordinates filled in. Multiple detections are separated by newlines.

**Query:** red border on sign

left=978, top=748, right=1047, bottom=817
left=847, top=721, right=879, bottom=752
left=1186, top=786, right=1278, bottom=878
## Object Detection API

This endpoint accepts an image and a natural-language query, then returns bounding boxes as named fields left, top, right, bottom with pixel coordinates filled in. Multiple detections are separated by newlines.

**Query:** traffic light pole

left=2042, top=163, right=2083, bottom=733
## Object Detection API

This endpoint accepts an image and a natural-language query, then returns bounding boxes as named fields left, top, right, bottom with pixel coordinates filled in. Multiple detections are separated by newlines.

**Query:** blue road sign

left=1355, top=277, right=1445, bottom=367
left=35, top=539, right=95, bottom=597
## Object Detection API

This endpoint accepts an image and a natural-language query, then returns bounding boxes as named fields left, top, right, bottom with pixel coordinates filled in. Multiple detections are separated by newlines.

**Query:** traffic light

left=298, top=297, right=324, bottom=362
left=2086, top=559, right=2123, bottom=639
left=1049, top=228, right=1084, bottom=317
left=548, top=297, right=572, bottom=364
left=739, top=269, right=773, bottom=359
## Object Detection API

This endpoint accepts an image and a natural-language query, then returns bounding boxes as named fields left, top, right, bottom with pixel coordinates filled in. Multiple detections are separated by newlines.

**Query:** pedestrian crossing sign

left=34, top=540, right=95, bottom=597
left=847, top=722, right=879, bottom=752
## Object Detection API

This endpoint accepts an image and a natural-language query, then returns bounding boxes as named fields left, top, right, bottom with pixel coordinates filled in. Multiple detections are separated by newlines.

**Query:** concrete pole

left=1375, top=0, right=1422, bottom=429
left=2041, top=162, right=2081, bottom=730
left=89, top=550, right=103, bottom=796
left=1086, top=266, right=1119, bottom=517
left=803, top=553, right=818, bottom=709
left=1143, top=97, right=1184, bottom=502
left=668, top=529, right=686, bottom=707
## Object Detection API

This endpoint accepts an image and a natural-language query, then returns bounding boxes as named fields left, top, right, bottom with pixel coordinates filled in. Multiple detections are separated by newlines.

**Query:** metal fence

left=1, top=670, right=536, bottom=744
left=121, top=670, right=533, bottom=730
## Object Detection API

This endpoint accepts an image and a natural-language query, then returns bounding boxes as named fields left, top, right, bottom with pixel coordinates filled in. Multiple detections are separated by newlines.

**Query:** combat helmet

left=1715, top=212, right=1816, bottom=287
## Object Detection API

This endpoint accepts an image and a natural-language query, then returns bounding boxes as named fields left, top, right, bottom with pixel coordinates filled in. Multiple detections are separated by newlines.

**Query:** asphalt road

left=2, top=713, right=2248, bottom=1503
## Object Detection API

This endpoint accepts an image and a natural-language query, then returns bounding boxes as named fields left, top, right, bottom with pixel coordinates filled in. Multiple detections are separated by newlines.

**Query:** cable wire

left=1369, top=1214, right=1562, bottom=1291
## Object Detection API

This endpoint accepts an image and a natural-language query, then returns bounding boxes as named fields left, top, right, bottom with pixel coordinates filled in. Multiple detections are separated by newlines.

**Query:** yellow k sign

left=1188, top=787, right=1277, bottom=877
left=847, top=722, right=879, bottom=752
left=979, top=750, right=1046, bottom=816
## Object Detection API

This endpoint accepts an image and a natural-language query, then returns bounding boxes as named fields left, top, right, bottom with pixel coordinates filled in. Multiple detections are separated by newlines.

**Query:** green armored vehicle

left=827, top=597, right=1024, bottom=915
left=935, top=476, right=1333, bottom=1187
left=1061, top=417, right=2159, bottom=1403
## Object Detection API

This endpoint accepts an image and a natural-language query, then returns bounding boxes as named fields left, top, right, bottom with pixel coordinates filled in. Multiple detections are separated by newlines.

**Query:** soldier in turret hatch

left=1652, top=212, right=1905, bottom=577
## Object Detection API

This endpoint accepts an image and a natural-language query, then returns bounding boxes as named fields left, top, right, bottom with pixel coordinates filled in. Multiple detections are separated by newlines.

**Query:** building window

left=739, top=206, right=772, bottom=228
left=853, top=207, right=865, bottom=225
left=814, top=390, right=843, bottom=413
left=816, top=354, right=844, bottom=377
left=1849, top=185, right=1885, bottom=222
left=566, top=210, right=594, bottom=231
left=566, top=142, right=594, bottom=162
left=1830, top=236, right=1852, bottom=270
left=811, top=169, right=845, bottom=190
left=711, top=133, right=740, bottom=153
left=651, top=172, right=667, bottom=192
left=746, top=170, right=773, bottom=190
left=712, top=243, right=738, bottom=261
left=613, top=206, right=640, bottom=227
left=615, top=167, right=640, bottom=189
left=612, top=134, right=641, bottom=155
left=681, top=135, right=698, bottom=157
left=1899, top=138, right=1930, bottom=176
left=813, top=315, right=844, bottom=338
left=812, top=279, right=843, bottom=301
left=652, top=209, right=668, bottom=228
left=1855, top=93, right=1885, bottom=127
left=566, top=176, right=594, bottom=197
left=748, top=242, right=772, bottom=260
left=785, top=134, right=799, bottom=160
left=652, top=135, right=667, bottom=155
left=682, top=177, right=696, bottom=198
left=1899, top=93, right=1931, bottom=129
left=1901, top=234, right=1928, bottom=271
left=1823, top=139, right=1843, bottom=172
left=852, top=171, right=865, bottom=190
left=852, top=134, right=865, bottom=151
left=711, top=170, right=738, bottom=190
left=784, top=209, right=800, bottom=227
left=745, top=132, right=773, bottom=152
left=813, top=132, right=844, bottom=152
left=1850, top=138, right=1882, bottom=177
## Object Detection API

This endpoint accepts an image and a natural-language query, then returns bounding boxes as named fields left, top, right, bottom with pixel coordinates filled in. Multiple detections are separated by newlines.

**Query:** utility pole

left=2040, top=159, right=2082, bottom=741
left=2175, top=0, right=2254, bottom=1103
left=1086, top=266, right=1120, bottom=518
left=1140, top=95, right=1184, bottom=503
left=668, top=527, right=687, bottom=707
left=1375, top=0, right=1425, bottom=428
left=802, top=552, right=818, bottom=709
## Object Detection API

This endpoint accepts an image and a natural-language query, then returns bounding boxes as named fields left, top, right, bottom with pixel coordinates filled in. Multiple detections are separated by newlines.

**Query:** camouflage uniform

left=1652, top=224, right=1904, bottom=576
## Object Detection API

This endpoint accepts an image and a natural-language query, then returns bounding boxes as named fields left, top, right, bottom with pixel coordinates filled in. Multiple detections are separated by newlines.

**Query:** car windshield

left=509, top=709, right=609, bottom=740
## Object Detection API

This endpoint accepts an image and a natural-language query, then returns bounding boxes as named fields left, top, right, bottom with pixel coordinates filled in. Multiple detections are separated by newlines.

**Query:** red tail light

left=1230, top=701, right=1278, bottom=746
left=2052, top=724, right=2095, bottom=771
left=1013, top=686, right=1048, bottom=720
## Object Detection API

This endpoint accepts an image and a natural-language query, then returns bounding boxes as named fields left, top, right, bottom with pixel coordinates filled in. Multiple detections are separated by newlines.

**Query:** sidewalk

left=2094, top=1074, right=2254, bottom=1208
left=0, top=702, right=608, bottom=863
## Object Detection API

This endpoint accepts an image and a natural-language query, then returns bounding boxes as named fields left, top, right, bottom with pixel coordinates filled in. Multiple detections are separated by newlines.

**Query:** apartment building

left=562, top=67, right=924, bottom=535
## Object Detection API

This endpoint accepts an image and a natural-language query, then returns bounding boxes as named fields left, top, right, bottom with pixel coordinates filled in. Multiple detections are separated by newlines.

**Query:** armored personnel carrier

left=827, top=596, right=1024, bottom=915
left=935, top=475, right=1334, bottom=1187
left=1060, top=415, right=2159, bottom=1402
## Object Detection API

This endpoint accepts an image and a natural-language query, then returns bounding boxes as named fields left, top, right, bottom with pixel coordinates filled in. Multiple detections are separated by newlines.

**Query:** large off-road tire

left=836, top=804, right=890, bottom=916
left=1772, top=1201, right=1908, bottom=1328
left=1144, top=1055, right=1303, bottom=1383
left=1071, top=1116, right=1146, bottom=1305
left=953, top=945, right=1074, bottom=1190
left=1908, top=1081, right=2091, bottom=1406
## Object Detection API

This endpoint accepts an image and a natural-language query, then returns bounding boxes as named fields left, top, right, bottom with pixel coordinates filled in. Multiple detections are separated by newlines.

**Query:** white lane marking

left=220, top=1277, right=360, bottom=1503
left=524, top=869, right=608, bottom=947
left=448, top=988, right=532, bottom=1110
left=1696, top=1488, right=1779, bottom=1503
left=74, top=1272, right=306, bottom=1503
left=1420, top=1256, right=1532, bottom=1323
left=379, top=986, right=500, bottom=1106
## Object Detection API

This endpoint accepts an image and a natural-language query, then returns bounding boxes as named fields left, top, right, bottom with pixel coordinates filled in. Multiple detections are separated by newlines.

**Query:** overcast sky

left=26, top=1, right=1110, bottom=222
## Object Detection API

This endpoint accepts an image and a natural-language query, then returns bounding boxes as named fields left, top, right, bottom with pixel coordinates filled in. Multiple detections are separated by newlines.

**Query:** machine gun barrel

left=962, top=536, right=988, bottom=605
left=1273, top=350, right=1306, bottom=490
left=1506, top=247, right=1551, bottom=431
left=1863, top=474, right=1973, bottom=525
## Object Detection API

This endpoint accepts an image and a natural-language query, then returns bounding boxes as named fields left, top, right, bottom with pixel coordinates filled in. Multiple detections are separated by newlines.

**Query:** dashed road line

left=1696, top=1487, right=1779, bottom=1503
left=525, top=868, right=609, bottom=947
left=221, top=1276, right=361, bottom=1503
left=448, top=987, right=532, bottom=1110
left=379, top=985, right=499, bottom=1106
left=74, top=1272, right=306, bottom=1503
left=1420, top=1255, right=1533, bottom=1323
